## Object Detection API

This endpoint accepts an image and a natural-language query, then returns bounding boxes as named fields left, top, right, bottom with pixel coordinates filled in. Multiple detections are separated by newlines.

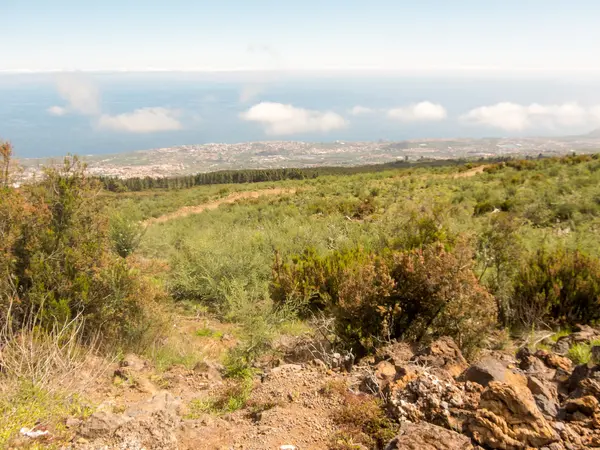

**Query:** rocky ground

left=11, top=322, right=600, bottom=449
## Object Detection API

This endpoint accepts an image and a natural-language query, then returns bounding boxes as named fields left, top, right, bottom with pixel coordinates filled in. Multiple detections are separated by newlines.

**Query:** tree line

left=97, top=157, right=506, bottom=192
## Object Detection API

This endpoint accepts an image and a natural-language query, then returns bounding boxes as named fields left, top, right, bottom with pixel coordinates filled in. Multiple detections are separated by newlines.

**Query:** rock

left=120, top=354, right=146, bottom=372
left=527, top=375, right=556, bottom=400
left=553, top=337, right=570, bottom=355
left=193, top=360, right=223, bottom=382
left=385, top=421, right=474, bottom=450
left=468, top=381, right=559, bottom=449
left=592, top=346, right=600, bottom=363
left=411, top=337, right=468, bottom=378
left=79, top=392, right=182, bottom=449
left=462, top=356, right=527, bottom=388
left=65, top=417, right=82, bottom=429
left=534, top=394, right=559, bottom=418
left=270, top=363, right=303, bottom=374
left=375, top=361, right=397, bottom=381
left=563, top=396, right=599, bottom=417
left=565, top=363, right=599, bottom=393
left=388, top=368, right=481, bottom=431
left=571, top=324, right=599, bottom=343
left=535, top=350, right=573, bottom=372
left=80, top=411, right=132, bottom=438
left=375, top=341, right=415, bottom=366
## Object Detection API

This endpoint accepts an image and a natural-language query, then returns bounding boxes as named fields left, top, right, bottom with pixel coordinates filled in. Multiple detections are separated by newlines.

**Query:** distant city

left=15, top=135, right=600, bottom=181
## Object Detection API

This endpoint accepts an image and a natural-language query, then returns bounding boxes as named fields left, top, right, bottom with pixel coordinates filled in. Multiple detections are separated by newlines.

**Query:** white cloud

left=349, top=106, right=375, bottom=116
left=97, top=107, right=183, bottom=133
left=54, top=74, right=101, bottom=115
left=461, top=102, right=599, bottom=131
left=241, top=102, right=347, bottom=135
left=388, top=101, right=447, bottom=122
left=47, top=106, right=68, bottom=116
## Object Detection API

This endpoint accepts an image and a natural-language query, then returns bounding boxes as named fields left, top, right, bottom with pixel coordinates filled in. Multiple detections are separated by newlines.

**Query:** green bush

left=0, top=156, right=165, bottom=349
left=110, top=212, right=146, bottom=258
left=511, top=249, right=600, bottom=327
left=272, top=242, right=496, bottom=355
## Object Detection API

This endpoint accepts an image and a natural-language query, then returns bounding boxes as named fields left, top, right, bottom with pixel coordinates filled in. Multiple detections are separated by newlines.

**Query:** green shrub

left=330, top=393, right=397, bottom=450
left=110, top=213, right=146, bottom=258
left=511, top=249, right=600, bottom=327
left=0, top=156, right=166, bottom=349
left=273, top=242, right=496, bottom=355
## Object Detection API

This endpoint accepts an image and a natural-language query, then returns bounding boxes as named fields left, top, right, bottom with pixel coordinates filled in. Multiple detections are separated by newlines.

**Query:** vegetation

left=3, top=136, right=600, bottom=447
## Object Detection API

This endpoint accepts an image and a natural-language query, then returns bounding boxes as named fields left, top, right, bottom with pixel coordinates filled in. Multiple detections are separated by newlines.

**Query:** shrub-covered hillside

left=2, top=140, right=600, bottom=449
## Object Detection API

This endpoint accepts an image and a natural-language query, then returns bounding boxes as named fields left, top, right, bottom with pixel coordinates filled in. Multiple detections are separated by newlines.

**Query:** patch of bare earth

left=144, top=188, right=297, bottom=225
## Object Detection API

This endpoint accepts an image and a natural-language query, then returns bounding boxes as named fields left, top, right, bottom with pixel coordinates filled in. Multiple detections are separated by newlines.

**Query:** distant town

left=15, top=135, right=600, bottom=181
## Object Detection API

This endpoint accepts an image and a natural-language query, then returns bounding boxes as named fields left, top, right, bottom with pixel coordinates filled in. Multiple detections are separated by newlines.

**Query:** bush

left=511, top=249, right=600, bottom=327
left=272, top=242, right=497, bottom=355
left=110, top=212, right=146, bottom=258
left=330, top=393, right=398, bottom=450
left=0, top=156, right=166, bottom=349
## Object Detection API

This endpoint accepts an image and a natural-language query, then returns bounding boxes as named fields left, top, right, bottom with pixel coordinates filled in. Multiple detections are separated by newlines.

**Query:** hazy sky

left=2, top=0, right=600, bottom=73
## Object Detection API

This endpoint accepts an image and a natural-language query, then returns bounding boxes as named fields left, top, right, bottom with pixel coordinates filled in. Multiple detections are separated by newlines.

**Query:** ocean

left=2, top=71, right=600, bottom=158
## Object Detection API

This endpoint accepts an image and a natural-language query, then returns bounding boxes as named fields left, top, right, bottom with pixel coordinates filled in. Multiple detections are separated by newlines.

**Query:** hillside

left=3, top=145, right=600, bottom=449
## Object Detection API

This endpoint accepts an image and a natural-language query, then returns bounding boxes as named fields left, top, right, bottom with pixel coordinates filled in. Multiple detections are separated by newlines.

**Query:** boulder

left=384, top=421, right=474, bottom=450
left=462, top=356, right=527, bottom=388
left=411, top=337, right=468, bottom=378
left=468, top=381, right=559, bottom=449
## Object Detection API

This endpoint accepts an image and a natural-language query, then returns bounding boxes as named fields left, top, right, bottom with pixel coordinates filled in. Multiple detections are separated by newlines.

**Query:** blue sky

left=2, top=0, right=600, bottom=72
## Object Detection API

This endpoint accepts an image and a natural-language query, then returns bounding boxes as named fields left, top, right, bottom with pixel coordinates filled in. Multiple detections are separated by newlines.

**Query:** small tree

left=0, top=140, right=13, bottom=188
left=477, top=213, right=522, bottom=324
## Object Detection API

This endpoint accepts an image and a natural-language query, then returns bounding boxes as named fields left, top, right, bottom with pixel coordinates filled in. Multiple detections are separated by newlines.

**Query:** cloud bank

left=97, top=108, right=183, bottom=133
left=460, top=102, right=600, bottom=131
left=388, top=102, right=447, bottom=122
left=241, top=102, right=347, bottom=135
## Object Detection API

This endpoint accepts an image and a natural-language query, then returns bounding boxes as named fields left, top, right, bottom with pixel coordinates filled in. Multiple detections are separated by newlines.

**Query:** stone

left=553, top=337, right=570, bottom=355
left=375, top=361, right=397, bottom=381
left=591, top=346, right=600, bottom=363
left=120, top=354, right=146, bottom=372
left=80, top=411, right=131, bottom=438
left=534, top=394, right=559, bottom=418
left=468, top=381, right=559, bottom=449
left=527, top=375, right=556, bottom=400
left=411, top=337, right=468, bottom=378
left=384, top=421, right=474, bottom=450
left=375, top=341, right=415, bottom=366
left=563, top=396, right=599, bottom=417
left=571, top=324, right=599, bottom=343
left=193, top=361, right=223, bottom=382
left=535, top=350, right=573, bottom=372
left=462, top=356, right=527, bottom=388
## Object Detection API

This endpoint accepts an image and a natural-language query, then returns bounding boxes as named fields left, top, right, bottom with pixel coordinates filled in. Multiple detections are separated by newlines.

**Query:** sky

left=2, top=0, right=600, bottom=73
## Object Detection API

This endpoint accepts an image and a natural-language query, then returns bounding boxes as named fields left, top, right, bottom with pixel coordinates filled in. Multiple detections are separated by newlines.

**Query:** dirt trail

left=452, top=165, right=488, bottom=178
left=144, top=188, right=297, bottom=225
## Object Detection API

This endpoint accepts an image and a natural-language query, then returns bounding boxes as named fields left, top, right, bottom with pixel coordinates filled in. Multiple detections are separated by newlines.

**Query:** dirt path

left=452, top=165, right=488, bottom=178
left=144, top=188, right=297, bottom=225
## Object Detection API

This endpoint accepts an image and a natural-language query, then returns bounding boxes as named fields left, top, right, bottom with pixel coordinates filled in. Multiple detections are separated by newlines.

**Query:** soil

left=144, top=188, right=297, bottom=225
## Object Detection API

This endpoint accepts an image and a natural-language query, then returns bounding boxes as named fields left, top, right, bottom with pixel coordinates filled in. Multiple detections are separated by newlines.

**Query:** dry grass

left=0, top=309, right=108, bottom=446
